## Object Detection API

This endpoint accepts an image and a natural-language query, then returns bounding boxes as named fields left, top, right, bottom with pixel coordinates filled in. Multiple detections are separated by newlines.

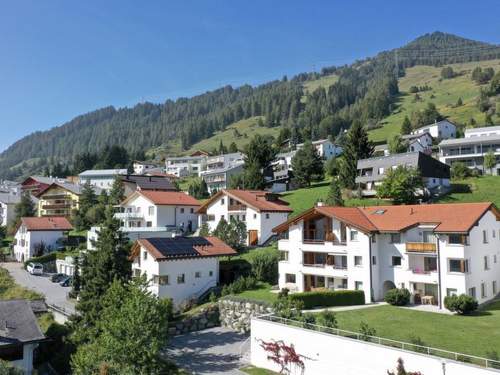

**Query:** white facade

left=165, top=155, right=207, bottom=177
left=56, top=256, right=75, bottom=276
left=78, top=169, right=127, bottom=190
left=200, top=162, right=244, bottom=194
left=277, top=208, right=500, bottom=309
left=0, top=193, right=19, bottom=227
left=412, top=119, right=456, bottom=139
left=13, top=227, right=65, bottom=262
left=297, top=139, right=342, bottom=160
left=131, top=244, right=219, bottom=306
left=465, top=125, right=500, bottom=138
left=133, top=161, right=163, bottom=175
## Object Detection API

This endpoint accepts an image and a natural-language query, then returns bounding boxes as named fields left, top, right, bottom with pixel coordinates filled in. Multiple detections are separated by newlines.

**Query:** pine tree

left=108, top=177, right=125, bottom=206
left=291, top=141, right=324, bottom=187
left=326, top=178, right=344, bottom=206
left=338, top=121, right=374, bottom=189
left=228, top=142, right=238, bottom=153
left=218, top=140, right=227, bottom=155
left=13, top=192, right=36, bottom=226
left=401, top=116, right=412, bottom=135
left=74, top=182, right=98, bottom=231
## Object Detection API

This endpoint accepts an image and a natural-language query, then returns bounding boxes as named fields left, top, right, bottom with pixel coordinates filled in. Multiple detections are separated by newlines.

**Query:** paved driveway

left=1, top=262, right=75, bottom=314
left=166, top=327, right=250, bottom=375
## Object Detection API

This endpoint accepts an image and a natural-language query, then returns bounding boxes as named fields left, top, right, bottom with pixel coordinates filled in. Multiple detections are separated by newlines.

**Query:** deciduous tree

left=376, top=166, right=423, bottom=205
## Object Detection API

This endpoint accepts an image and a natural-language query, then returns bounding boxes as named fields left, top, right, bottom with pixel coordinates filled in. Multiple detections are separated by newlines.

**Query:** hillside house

left=296, top=139, right=342, bottom=160
left=412, top=119, right=457, bottom=140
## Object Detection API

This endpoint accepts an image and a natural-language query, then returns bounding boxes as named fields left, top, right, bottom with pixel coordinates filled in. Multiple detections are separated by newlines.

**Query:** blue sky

left=1, top=0, right=499, bottom=152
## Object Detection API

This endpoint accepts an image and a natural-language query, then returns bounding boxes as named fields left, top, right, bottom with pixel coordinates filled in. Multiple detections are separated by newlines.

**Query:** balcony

left=303, top=252, right=347, bottom=270
left=228, top=204, right=246, bottom=212
left=42, top=204, right=71, bottom=210
left=115, top=212, right=144, bottom=220
left=405, top=242, right=436, bottom=254
left=303, top=230, right=345, bottom=245
left=43, top=194, right=70, bottom=200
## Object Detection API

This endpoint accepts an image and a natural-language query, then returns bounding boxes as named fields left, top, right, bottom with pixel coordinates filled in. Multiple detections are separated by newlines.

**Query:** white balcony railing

left=114, top=212, right=144, bottom=220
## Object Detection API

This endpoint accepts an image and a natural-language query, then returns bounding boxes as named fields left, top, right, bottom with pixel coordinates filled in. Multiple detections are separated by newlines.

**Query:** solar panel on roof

left=147, top=237, right=211, bottom=258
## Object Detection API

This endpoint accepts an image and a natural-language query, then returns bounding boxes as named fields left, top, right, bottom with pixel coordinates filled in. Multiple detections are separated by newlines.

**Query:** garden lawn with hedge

left=290, top=290, right=365, bottom=309
left=334, top=302, right=500, bottom=359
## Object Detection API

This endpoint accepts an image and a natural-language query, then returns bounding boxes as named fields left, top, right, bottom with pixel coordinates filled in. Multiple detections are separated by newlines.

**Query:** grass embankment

left=0, top=267, right=42, bottom=300
left=369, top=59, right=500, bottom=143
left=436, top=176, right=500, bottom=206
left=240, top=365, right=279, bottom=375
left=334, top=302, right=500, bottom=358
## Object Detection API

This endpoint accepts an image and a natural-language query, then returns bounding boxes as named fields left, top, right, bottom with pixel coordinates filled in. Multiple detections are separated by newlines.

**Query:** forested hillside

left=1, top=31, right=500, bottom=180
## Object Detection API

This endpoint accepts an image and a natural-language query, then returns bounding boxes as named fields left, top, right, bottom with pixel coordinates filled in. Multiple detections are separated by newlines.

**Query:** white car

left=27, top=263, right=43, bottom=275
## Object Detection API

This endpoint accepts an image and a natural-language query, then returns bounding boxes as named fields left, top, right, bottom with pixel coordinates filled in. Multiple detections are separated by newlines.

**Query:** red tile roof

left=135, top=190, right=201, bottom=206
left=20, top=217, right=73, bottom=231
left=273, top=202, right=499, bottom=234
left=131, top=236, right=237, bottom=261
left=198, top=189, right=293, bottom=213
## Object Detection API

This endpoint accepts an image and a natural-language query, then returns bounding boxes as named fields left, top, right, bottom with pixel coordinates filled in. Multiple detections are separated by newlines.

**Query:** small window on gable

left=180, top=208, right=185, bottom=214
left=143, top=251, right=148, bottom=260
left=221, top=198, right=225, bottom=205
left=350, top=230, right=358, bottom=241
left=392, top=256, right=402, bottom=266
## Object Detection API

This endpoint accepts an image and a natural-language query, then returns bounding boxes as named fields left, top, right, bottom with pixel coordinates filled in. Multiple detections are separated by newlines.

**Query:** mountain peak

left=403, top=31, right=498, bottom=51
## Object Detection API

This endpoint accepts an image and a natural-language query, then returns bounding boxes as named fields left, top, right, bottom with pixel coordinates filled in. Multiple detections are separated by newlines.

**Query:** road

left=166, top=327, right=250, bottom=375
left=1, top=262, right=76, bottom=314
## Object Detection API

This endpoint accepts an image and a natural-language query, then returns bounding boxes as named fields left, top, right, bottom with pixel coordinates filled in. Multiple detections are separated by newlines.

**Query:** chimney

left=316, top=200, right=324, bottom=207
left=410, top=207, right=414, bottom=215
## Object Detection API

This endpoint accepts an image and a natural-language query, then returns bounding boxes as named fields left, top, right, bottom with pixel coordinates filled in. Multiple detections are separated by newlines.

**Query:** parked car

left=50, top=273, right=65, bottom=283
left=59, top=276, right=72, bottom=287
left=27, top=263, right=43, bottom=275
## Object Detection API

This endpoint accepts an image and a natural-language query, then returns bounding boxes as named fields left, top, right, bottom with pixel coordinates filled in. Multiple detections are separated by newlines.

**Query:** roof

left=120, top=175, right=177, bottom=191
left=123, top=190, right=201, bottom=206
left=0, top=300, right=45, bottom=345
left=20, top=217, right=73, bottom=231
left=36, top=181, right=101, bottom=197
left=131, top=236, right=237, bottom=261
left=197, top=189, right=293, bottom=214
left=79, top=169, right=127, bottom=177
left=273, top=202, right=499, bottom=234
left=413, top=119, right=457, bottom=132
left=401, top=132, right=433, bottom=141
left=464, top=125, right=500, bottom=134
left=0, top=193, right=21, bottom=205
left=439, top=133, right=500, bottom=147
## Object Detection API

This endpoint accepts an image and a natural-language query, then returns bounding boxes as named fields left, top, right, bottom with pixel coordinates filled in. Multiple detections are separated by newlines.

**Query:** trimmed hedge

left=289, top=290, right=365, bottom=309
left=23, top=252, right=57, bottom=268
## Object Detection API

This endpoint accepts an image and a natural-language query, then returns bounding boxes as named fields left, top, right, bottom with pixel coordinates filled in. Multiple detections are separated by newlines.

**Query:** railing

left=114, top=212, right=144, bottom=220
left=406, top=242, right=437, bottom=253
left=42, top=204, right=71, bottom=209
left=228, top=204, right=246, bottom=211
left=256, top=315, right=500, bottom=371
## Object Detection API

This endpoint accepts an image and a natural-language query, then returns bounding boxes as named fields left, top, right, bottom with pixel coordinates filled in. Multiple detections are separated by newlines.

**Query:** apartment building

left=200, top=162, right=244, bottom=194
left=165, top=155, right=207, bottom=177
left=197, top=189, right=292, bottom=246
left=78, top=169, right=127, bottom=190
left=439, top=130, right=500, bottom=175
left=356, top=152, right=450, bottom=197
left=273, top=202, right=500, bottom=309
left=130, top=236, right=236, bottom=307
left=412, top=119, right=457, bottom=140
left=296, top=139, right=342, bottom=160
left=264, top=151, right=296, bottom=193
left=133, top=161, right=163, bottom=175
left=205, top=152, right=244, bottom=171
left=35, top=182, right=93, bottom=217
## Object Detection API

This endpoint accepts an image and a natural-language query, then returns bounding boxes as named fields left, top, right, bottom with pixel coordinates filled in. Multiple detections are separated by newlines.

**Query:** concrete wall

left=251, top=317, right=499, bottom=375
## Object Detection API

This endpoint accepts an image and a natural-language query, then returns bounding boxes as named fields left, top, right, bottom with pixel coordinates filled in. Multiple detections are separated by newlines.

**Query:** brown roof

left=131, top=236, right=237, bottom=261
left=198, top=189, right=293, bottom=214
left=124, top=190, right=201, bottom=206
left=273, top=202, right=499, bottom=234
left=20, top=217, right=73, bottom=231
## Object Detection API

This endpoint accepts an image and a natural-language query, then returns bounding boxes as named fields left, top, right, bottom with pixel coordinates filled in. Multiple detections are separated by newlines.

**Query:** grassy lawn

left=334, top=302, right=500, bottom=359
left=234, top=282, right=277, bottom=304
left=436, top=176, right=500, bottom=207
left=240, top=365, right=279, bottom=375
left=0, top=267, right=43, bottom=300
left=369, top=59, right=500, bottom=143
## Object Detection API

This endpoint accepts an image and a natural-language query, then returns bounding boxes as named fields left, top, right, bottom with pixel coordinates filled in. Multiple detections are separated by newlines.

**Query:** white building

left=200, top=162, right=244, bottom=194
left=197, top=189, right=292, bottom=246
left=133, top=161, right=163, bottom=175
left=297, top=139, right=342, bottom=160
left=264, top=151, right=296, bottom=193
left=465, top=125, right=500, bottom=138
left=130, top=236, right=236, bottom=307
left=13, top=217, right=73, bottom=262
left=0, top=193, right=20, bottom=227
left=165, top=155, right=208, bottom=177
left=205, top=152, right=244, bottom=171
left=78, top=169, right=127, bottom=190
left=412, top=119, right=457, bottom=140
left=274, top=202, right=500, bottom=309
left=116, top=190, right=201, bottom=234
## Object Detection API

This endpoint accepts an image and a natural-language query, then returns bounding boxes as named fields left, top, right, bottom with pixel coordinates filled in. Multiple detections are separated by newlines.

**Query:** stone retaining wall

left=218, top=297, right=273, bottom=333
left=168, top=304, right=220, bottom=336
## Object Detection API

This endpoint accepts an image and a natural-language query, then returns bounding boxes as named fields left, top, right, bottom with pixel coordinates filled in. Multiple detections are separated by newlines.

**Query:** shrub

left=451, top=162, right=471, bottom=179
left=272, top=292, right=304, bottom=320
left=384, top=288, right=411, bottom=306
left=221, top=276, right=258, bottom=296
left=359, top=321, right=376, bottom=341
left=316, top=310, right=338, bottom=329
left=444, top=294, right=478, bottom=315
left=248, top=249, right=280, bottom=284
left=289, top=290, right=365, bottom=309
left=23, top=252, right=57, bottom=268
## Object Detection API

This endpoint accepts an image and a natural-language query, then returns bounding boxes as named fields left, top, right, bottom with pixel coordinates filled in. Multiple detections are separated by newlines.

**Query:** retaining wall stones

left=218, top=297, right=273, bottom=333
left=168, top=304, right=220, bottom=336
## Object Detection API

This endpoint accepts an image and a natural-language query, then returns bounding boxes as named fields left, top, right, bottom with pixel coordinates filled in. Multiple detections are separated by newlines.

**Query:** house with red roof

left=273, top=202, right=500, bottom=309
left=13, top=217, right=73, bottom=262
left=130, top=236, right=236, bottom=306
left=197, top=190, right=293, bottom=246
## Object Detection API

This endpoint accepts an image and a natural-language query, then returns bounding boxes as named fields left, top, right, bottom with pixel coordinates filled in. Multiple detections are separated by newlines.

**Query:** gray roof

left=29, top=176, right=66, bottom=185
left=200, top=162, right=244, bottom=176
left=0, top=300, right=45, bottom=345
left=0, top=193, right=21, bottom=205
left=439, top=134, right=500, bottom=147
left=464, top=125, right=500, bottom=134
left=401, top=132, right=433, bottom=141
left=79, top=169, right=127, bottom=177
left=120, top=175, right=177, bottom=191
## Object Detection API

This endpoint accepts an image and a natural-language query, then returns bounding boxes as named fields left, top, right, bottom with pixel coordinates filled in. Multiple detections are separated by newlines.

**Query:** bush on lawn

left=23, top=252, right=57, bottom=269
left=316, top=310, right=338, bottom=328
left=221, top=276, right=258, bottom=296
left=289, top=290, right=365, bottom=309
left=384, top=288, right=411, bottom=306
left=444, top=294, right=478, bottom=315
left=248, top=249, right=279, bottom=284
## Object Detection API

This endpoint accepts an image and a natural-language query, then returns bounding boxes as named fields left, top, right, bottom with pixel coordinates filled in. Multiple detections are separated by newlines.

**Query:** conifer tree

left=13, top=192, right=36, bottom=227
left=291, top=141, right=324, bottom=187
left=326, top=178, right=344, bottom=206
left=401, top=116, right=412, bottom=135
left=108, top=176, right=125, bottom=206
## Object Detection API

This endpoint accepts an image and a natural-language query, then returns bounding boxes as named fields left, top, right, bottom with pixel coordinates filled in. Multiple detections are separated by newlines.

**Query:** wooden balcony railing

left=406, top=242, right=437, bottom=253
left=228, top=204, right=246, bottom=211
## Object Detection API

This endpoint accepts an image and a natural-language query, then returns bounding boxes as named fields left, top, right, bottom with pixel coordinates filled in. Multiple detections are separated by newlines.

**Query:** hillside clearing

left=436, top=176, right=500, bottom=206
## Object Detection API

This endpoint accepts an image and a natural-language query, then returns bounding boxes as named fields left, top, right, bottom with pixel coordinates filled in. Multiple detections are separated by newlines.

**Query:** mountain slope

left=1, top=31, right=499, bottom=180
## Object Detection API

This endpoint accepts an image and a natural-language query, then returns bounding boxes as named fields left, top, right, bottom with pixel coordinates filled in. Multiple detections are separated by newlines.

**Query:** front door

left=248, top=230, right=258, bottom=246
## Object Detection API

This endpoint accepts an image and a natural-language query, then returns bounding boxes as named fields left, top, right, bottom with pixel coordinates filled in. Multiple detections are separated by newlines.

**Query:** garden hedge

left=23, top=252, right=57, bottom=268
left=289, top=290, right=365, bottom=309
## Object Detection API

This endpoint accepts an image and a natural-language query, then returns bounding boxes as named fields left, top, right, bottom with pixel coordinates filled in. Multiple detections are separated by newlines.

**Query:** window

left=481, top=283, right=487, bottom=298
left=265, top=213, right=270, bottom=219
left=153, top=275, right=169, bottom=285
left=134, top=269, right=141, bottom=277
left=242, top=215, right=246, bottom=221
left=468, top=287, right=476, bottom=298
left=180, top=208, right=185, bottom=214
left=285, top=274, right=296, bottom=283
left=390, top=233, right=401, bottom=244
left=484, top=256, right=490, bottom=270
left=341, top=279, right=348, bottom=289
left=146, top=221, right=152, bottom=227
left=350, top=230, right=359, bottom=241
left=494, top=230, right=497, bottom=239
left=221, top=198, right=225, bottom=205
left=253, top=213, right=257, bottom=219
left=494, top=255, right=498, bottom=264
left=378, top=167, right=385, bottom=175
left=372, top=256, right=377, bottom=265
left=422, top=231, right=434, bottom=243
left=449, top=259, right=469, bottom=273
left=446, top=288, right=458, bottom=297
left=190, top=208, right=194, bottom=214
left=355, top=281, right=363, bottom=290
left=280, top=251, right=289, bottom=261
left=209, top=271, right=214, bottom=277
left=195, top=271, right=201, bottom=278
left=143, top=251, right=148, bottom=260
left=493, top=281, right=497, bottom=295
left=148, top=206, right=154, bottom=216
left=449, top=234, right=467, bottom=245
left=354, top=256, right=363, bottom=266
left=177, top=274, right=185, bottom=284
left=392, top=256, right=402, bottom=266
left=483, top=230, right=488, bottom=244
left=371, top=235, right=376, bottom=243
